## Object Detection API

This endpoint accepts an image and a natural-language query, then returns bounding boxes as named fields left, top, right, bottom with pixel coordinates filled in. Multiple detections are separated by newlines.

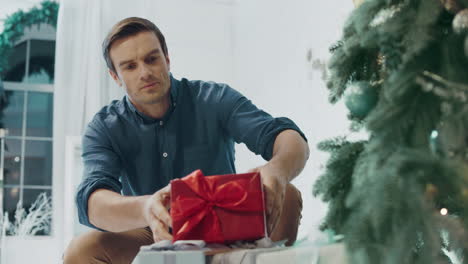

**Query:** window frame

left=0, top=24, right=55, bottom=236
left=2, top=84, right=54, bottom=187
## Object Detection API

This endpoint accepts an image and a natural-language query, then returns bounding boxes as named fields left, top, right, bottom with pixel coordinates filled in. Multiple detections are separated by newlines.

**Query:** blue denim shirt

left=76, top=75, right=307, bottom=229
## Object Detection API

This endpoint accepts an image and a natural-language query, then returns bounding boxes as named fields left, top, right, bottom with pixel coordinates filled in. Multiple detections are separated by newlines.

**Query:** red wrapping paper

left=170, top=170, right=267, bottom=243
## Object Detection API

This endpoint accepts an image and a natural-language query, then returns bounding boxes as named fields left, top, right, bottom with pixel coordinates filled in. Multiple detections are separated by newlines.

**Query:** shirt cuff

left=76, top=176, right=122, bottom=231
left=260, top=117, right=308, bottom=161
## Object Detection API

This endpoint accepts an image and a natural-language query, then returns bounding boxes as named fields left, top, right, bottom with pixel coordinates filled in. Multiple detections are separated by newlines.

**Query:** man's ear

left=109, top=69, right=122, bottom=86
left=165, top=54, right=171, bottom=72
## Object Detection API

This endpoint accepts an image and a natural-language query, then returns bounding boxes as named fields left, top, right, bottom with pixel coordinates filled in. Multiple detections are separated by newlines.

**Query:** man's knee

left=285, top=183, right=303, bottom=216
left=63, top=231, right=108, bottom=264
left=270, top=183, right=303, bottom=246
left=284, top=183, right=303, bottom=231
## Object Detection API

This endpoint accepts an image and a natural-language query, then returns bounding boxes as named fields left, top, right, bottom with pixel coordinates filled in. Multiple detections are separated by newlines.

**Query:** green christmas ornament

left=344, top=81, right=379, bottom=119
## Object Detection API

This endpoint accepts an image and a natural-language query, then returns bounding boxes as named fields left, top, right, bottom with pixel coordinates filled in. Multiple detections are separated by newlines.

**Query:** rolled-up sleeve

left=218, top=85, right=307, bottom=160
left=76, top=116, right=123, bottom=229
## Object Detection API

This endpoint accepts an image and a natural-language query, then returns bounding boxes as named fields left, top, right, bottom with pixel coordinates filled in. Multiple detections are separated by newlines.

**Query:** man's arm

left=250, top=129, right=309, bottom=232
left=215, top=84, right=309, bottom=234
left=268, top=129, right=310, bottom=182
left=88, top=187, right=173, bottom=241
left=79, top=117, right=172, bottom=242
left=88, top=189, right=148, bottom=231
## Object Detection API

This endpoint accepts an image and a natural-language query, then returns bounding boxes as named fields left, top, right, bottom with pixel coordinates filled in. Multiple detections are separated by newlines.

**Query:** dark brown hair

left=102, top=17, right=168, bottom=73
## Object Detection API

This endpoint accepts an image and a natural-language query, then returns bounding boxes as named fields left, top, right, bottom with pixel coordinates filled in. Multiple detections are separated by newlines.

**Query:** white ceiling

left=0, top=0, right=59, bottom=32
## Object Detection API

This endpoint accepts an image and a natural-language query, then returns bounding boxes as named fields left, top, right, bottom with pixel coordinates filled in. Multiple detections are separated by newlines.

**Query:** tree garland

left=0, top=0, right=59, bottom=78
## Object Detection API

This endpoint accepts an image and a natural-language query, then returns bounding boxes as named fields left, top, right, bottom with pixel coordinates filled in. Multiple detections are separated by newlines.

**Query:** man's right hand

left=142, top=184, right=173, bottom=242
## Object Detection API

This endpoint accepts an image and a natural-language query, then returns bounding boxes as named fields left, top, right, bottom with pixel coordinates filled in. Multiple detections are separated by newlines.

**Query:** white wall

left=231, top=1, right=353, bottom=239
left=156, top=0, right=236, bottom=85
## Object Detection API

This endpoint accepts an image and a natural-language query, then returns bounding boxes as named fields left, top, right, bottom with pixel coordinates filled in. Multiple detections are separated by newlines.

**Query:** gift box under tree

left=170, top=170, right=267, bottom=244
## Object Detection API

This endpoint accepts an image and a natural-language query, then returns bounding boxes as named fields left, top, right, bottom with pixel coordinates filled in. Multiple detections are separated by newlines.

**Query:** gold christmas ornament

left=453, top=9, right=468, bottom=34
left=425, top=183, right=438, bottom=201
left=463, top=188, right=468, bottom=198
left=440, top=0, right=464, bottom=14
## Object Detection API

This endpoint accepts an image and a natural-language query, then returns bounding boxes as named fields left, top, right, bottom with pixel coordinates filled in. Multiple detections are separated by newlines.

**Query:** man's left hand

left=249, top=164, right=288, bottom=235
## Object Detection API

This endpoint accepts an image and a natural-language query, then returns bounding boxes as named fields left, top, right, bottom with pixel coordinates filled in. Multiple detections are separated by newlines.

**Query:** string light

left=440, top=208, right=448, bottom=216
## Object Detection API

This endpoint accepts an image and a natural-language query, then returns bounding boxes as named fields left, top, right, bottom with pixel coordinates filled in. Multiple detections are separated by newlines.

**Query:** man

left=64, top=17, right=309, bottom=263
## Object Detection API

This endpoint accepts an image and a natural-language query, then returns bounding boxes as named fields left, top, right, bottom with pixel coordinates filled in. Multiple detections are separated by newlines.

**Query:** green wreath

left=0, top=0, right=59, bottom=79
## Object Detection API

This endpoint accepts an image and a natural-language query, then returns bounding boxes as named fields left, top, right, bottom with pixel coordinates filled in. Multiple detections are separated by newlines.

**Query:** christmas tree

left=313, top=0, right=468, bottom=263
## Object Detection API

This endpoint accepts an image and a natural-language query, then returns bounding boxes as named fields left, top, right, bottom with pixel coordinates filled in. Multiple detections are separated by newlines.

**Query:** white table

left=133, top=243, right=348, bottom=264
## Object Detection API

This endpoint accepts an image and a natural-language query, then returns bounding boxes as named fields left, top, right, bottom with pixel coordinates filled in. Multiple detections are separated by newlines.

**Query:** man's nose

left=139, top=64, right=152, bottom=80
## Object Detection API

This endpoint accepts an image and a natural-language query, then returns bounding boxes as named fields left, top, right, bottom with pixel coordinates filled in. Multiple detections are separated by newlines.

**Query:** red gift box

left=170, top=170, right=267, bottom=244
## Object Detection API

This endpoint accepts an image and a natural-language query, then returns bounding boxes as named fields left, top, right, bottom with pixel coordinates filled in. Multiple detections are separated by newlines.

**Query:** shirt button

left=163, top=152, right=168, bottom=158
left=160, top=121, right=164, bottom=126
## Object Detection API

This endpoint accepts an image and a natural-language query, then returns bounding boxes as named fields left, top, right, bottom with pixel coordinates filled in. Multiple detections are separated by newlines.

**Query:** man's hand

left=249, top=164, right=288, bottom=235
left=142, top=185, right=173, bottom=242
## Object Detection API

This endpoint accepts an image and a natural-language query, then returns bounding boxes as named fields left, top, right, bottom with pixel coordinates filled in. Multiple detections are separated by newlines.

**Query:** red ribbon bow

left=171, top=170, right=264, bottom=243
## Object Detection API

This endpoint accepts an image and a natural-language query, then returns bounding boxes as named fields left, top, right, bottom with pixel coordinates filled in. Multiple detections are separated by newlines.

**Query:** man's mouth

left=141, top=82, right=158, bottom=89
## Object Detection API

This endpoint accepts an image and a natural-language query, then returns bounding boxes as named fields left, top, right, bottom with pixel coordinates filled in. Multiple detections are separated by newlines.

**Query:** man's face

left=109, top=31, right=171, bottom=108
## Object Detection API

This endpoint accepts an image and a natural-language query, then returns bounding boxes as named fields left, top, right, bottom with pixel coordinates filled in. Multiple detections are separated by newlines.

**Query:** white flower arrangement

left=0, top=192, right=52, bottom=263
left=7, top=192, right=52, bottom=236
left=0, top=192, right=53, bottom=236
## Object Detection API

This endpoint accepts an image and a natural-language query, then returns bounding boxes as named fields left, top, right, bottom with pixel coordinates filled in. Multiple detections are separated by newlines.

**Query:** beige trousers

left=63, top=184, right=302, bottom=264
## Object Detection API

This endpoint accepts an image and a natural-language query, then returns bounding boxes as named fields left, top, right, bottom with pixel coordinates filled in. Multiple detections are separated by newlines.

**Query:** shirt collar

left=125, top=73, right=178, bottom=123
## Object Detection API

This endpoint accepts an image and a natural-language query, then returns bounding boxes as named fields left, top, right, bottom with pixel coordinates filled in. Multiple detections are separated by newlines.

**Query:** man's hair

left=102, top=17, right=168, bottom=73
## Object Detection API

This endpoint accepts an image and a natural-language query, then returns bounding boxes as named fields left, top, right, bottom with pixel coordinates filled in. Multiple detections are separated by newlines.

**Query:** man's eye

left=126, top=64, right=136, bottom=70
left=147, top=56, right=157, bottom=63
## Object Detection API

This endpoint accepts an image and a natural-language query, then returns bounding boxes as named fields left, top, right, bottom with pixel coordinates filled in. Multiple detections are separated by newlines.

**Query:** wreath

left=0, top=0, right=59, bottom=78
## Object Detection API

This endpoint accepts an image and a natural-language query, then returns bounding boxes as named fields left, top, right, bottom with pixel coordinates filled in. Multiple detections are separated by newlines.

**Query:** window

left=1, top=24, right=55, bottom=235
